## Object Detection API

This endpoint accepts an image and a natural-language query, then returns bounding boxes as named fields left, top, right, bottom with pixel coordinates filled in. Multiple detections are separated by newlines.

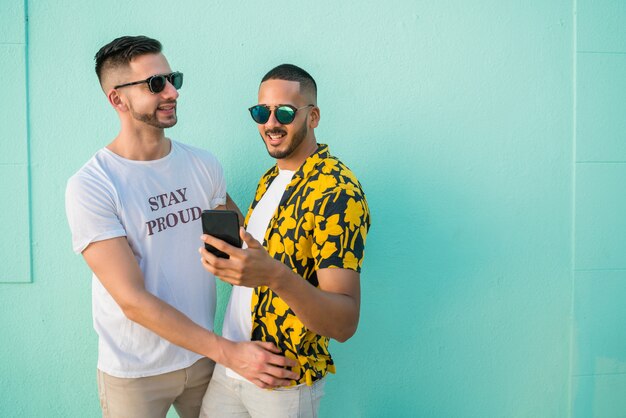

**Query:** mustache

left=157, top=101, right=177, bottom=107
left=265, top=129, right=287, bottom=136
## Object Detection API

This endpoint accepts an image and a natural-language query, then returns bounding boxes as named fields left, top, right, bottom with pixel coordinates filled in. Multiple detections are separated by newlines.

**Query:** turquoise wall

left=571, top=1, right=626, bottom=417
left=0, top=1, right=623, bottom=417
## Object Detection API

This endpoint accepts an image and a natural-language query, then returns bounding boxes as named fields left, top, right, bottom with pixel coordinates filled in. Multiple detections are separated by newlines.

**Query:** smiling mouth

left=266, top=130, right=286, bottom=142
left=157, top=102, right=176, bottom=112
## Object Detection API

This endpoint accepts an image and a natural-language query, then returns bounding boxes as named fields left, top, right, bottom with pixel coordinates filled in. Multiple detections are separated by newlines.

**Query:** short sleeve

left=312, top=185, right=370, bottom=272
left=65, top=173, right=126, bottom=254
left=201, top=150, right=227, bottom=209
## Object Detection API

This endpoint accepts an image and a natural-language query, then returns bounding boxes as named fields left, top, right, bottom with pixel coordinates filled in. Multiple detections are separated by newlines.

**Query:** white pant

left=200, top=364, right=326, bottom=418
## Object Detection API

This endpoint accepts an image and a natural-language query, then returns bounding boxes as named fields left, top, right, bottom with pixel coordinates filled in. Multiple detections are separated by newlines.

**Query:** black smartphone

left=201, top=210, right=242, bottom=259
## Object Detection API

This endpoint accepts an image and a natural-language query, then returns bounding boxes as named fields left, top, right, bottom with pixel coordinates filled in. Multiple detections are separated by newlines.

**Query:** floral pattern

left=244, top=144, right=370, bottom=386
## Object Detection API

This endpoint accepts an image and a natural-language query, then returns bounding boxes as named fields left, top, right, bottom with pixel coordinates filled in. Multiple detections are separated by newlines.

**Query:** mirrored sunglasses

left=248, top=104, right=313, bottom=125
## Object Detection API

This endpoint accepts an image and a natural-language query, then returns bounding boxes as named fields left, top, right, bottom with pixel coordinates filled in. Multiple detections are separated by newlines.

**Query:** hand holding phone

left=201, top=210, right=242, bottom=259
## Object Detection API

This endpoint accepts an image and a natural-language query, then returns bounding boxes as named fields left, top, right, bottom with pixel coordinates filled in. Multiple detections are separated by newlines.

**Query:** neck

left=107, top=123, right=170, bottom=161
left=276, top=137, right=319, bottom=171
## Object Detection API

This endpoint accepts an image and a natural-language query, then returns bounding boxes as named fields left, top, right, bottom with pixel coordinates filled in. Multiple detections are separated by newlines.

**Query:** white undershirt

left=222, top=168, right=295, bottom=381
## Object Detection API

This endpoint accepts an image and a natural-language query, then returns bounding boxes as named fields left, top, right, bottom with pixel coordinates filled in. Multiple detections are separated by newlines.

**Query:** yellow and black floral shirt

left=244, top=143, right=370, bottom=386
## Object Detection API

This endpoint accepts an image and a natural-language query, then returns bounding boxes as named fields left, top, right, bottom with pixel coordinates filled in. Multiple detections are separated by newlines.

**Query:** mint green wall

left=0, top=1, right=620, bottom=417
left=571, top=1, right=626, bottom=417
left=0, top=0, right=30, bottom=283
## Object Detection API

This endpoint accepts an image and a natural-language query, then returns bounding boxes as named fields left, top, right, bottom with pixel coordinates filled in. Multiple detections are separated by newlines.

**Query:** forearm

left=225, top=193, right=244, bottom=226
left=269, top=263, right=360, bottom=342
left=121, top=289, right=299, bottom=387
left=199, top=232, right=361, bottom=341
left=122, top=290, right=229, bottom=362
left=82, top=237, right=298, bottom=387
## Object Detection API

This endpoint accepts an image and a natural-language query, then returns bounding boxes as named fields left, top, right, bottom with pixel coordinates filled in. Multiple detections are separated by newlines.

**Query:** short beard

left=130, top=105, right=177, bottom=129
left=265, top=117, right=308, bottom=160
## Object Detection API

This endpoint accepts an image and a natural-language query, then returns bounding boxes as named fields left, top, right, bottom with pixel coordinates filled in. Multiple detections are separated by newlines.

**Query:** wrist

left=268, top=259, right=293, bottom=292
left=207, top=334, right=231, bottom=365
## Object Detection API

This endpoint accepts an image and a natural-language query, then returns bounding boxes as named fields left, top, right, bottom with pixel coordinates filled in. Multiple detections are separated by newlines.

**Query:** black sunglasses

left=248, top=104, right=314, bottom=125
left=114, top=72, right=183, bottom=94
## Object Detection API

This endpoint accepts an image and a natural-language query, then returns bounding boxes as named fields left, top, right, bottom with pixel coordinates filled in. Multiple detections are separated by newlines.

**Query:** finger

left=198, top=250, right=240, bottom=279
left=256, top=341, right=282, bottom=353
left=255, top=342, right=298, bottom=368
left=198, top=244, right=242, bottom=271
left=264, top=364, right=299, bottom=381
left=255, top=373, right=295, bottom=389
left=249, top=378, right=270, bottom=389
left=266, top=353, right=298, bottom=370
left=267, top=358, right=298, bottom=377
left=199, top=256, right=242, bottom=283
left=198, top=246, right=228, bottom=272
left=250, top=367, right=297, bottom=388
left=241, top=228, right=263, bottom=249
left=198, top=243, right=220, bottom=264
left=201, top=233, right=240, bottom=257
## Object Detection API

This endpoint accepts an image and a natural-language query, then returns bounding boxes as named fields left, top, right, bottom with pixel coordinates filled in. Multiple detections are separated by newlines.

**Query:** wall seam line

left=574, top=372, right=626, bottom=377
left=25, top=0, right=33, bottom=283
left=576, top=161, right=626, bottom=164
left=577, top=50, right=626, bottom=55
left=567, top=0, right=577, bottom=415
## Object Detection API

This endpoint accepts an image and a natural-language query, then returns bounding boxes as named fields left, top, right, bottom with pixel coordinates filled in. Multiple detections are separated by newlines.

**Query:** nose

left=264, top=108, right=282, bottom=128
left=160, top=80, right=179, bottom=100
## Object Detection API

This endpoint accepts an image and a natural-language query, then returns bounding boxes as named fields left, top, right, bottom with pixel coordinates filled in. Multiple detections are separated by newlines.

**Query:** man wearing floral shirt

left=199, top=64, right=370, bottom=417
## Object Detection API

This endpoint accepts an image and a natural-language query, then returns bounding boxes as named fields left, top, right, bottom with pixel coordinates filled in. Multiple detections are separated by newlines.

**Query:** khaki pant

left=97, top=357, right=215, bottom=418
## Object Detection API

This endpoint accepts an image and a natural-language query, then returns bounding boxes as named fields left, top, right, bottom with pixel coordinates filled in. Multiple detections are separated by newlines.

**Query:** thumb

left=241, top=227, right=263, bottom=249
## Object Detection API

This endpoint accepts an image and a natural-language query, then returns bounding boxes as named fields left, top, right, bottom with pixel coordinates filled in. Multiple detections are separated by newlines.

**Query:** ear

left=107, top=89, right=128, bottom=112
left=309, top=106, right=320, bottom=129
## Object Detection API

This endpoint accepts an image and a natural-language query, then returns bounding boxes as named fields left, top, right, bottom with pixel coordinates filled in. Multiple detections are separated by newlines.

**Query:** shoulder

left=315, top=155, right=366, bottom=198
left=66, top=150, right=114, bottom=195
left=173, top=140, right=218, bottom=160
left=173, top=141, right=222, bottom=167
left=314, top=156, right=369, bottom=223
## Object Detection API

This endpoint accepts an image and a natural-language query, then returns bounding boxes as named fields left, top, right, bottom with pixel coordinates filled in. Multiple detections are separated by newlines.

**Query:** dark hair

left=261, top=64, right=317, bottom=100
left=94, top=35, right=162, bottom=83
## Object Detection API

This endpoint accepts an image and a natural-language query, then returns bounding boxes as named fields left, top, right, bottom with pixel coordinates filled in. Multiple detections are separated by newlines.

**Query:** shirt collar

left=265, top=143, right=330, bottom=182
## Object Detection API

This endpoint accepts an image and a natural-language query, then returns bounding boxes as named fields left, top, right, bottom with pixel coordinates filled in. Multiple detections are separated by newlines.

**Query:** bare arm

left=224, top=193, right=244, bottom=226
left=200, top=229, right=360, bottom=342
left=267, top=263, right=360, bottom=342
left=82, top=236, right=297, bottom=387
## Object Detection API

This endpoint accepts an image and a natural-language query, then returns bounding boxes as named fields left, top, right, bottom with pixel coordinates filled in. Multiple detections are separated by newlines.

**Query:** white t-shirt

left=222, top=168, right=295, bottom=381
left=65, top=140, right=226, bottom=378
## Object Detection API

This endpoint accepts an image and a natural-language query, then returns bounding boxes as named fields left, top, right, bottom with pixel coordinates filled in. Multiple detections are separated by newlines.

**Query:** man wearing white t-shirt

left=199, top=64, right=370, bottom=417
left=65, top=36, right=297, bottom=418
